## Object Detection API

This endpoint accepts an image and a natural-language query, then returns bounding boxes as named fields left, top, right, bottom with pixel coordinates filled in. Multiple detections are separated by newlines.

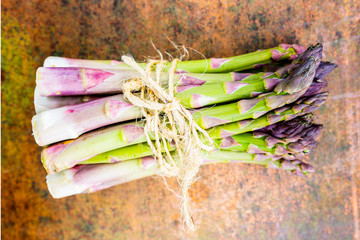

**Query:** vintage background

left=2, top=0, right=360, bottom=239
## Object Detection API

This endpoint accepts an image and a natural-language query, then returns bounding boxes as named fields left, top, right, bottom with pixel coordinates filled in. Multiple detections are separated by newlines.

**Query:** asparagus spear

left=43, top=44, right=305, bottom=73
left=46, top=150, right=314, bottom=199
left=32, top=94, right=141, bottom=146
left=33, top=44, right=322, bottom=146
left=42, top=92, right=327, bottom=174
left=36, top=67, right=274, bottom=96
left=274, top=43, right=322, bottom=94
left=313, top=61, right=337, bottom=80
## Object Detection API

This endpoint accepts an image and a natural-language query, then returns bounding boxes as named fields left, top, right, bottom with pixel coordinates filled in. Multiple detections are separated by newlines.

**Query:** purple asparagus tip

left=280, top=91, right=328, bottom=116
left=275, top=64, right=293, bottom=78
left=259, top=114, right=313, bottom=138
left=303, top=124, right=323, bottom=139
left=290, top=43, right=323, bottom=69
left=300, top=163, right=315, bottom=173
left=280, top=159, right=315, bottom=176
left=302, top=60, right=336, bottom=96
left=301, top=92, right=328, bottom=111
left=303, top=79, right=327, bottom=97
left=281, top=160, right=296, bottom=170
left=292, top=170, right=307, bottom=177
left=287, top=142, right=307, bottom=152
left=275, top=43, right=323, bottom=94
left=314, top=61, right=338, bottom=80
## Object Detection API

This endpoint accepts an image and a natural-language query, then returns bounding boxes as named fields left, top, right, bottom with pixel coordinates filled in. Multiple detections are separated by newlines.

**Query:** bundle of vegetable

left=32, top=43, right=336, bottom=229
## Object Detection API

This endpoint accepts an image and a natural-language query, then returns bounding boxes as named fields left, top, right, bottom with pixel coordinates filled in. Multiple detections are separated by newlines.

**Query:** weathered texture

left=1, top=0, right=359, bottom=239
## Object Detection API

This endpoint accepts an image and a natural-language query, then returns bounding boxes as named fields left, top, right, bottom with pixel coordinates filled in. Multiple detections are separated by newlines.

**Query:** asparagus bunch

left=31, top=43, right=336, bottom=202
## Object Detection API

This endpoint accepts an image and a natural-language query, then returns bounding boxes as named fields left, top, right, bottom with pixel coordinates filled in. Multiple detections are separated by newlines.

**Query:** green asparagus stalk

left=46, top=149, right=314, bottom=199
left=42, top=92, right=327, bottom=174
left=174, top=75, right=281, bottom=108
left=43, top=44, right=306, bottom=73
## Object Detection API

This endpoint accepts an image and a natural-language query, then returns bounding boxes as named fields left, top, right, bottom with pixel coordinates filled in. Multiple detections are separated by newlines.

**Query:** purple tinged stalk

left=32, top=95, right=142, bottom=146
left=34, top=87, right=103, bottom=114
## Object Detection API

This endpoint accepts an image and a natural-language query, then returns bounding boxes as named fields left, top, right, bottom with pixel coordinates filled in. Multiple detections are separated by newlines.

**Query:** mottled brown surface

left=1, top=0, right=360, bottom=239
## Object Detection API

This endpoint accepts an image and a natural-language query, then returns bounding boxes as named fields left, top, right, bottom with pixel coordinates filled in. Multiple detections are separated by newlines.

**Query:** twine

left=122, top=55, right=214, bottom=230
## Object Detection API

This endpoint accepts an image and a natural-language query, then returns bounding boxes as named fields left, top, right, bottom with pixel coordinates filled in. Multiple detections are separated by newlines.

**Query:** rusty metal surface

left=1, top=0, right=360, bottom=239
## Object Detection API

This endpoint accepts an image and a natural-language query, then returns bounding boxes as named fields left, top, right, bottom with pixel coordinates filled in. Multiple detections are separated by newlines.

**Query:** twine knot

left=121, top=54, right=214, bottom=230
left=163, top=99, right=181, bottom=112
